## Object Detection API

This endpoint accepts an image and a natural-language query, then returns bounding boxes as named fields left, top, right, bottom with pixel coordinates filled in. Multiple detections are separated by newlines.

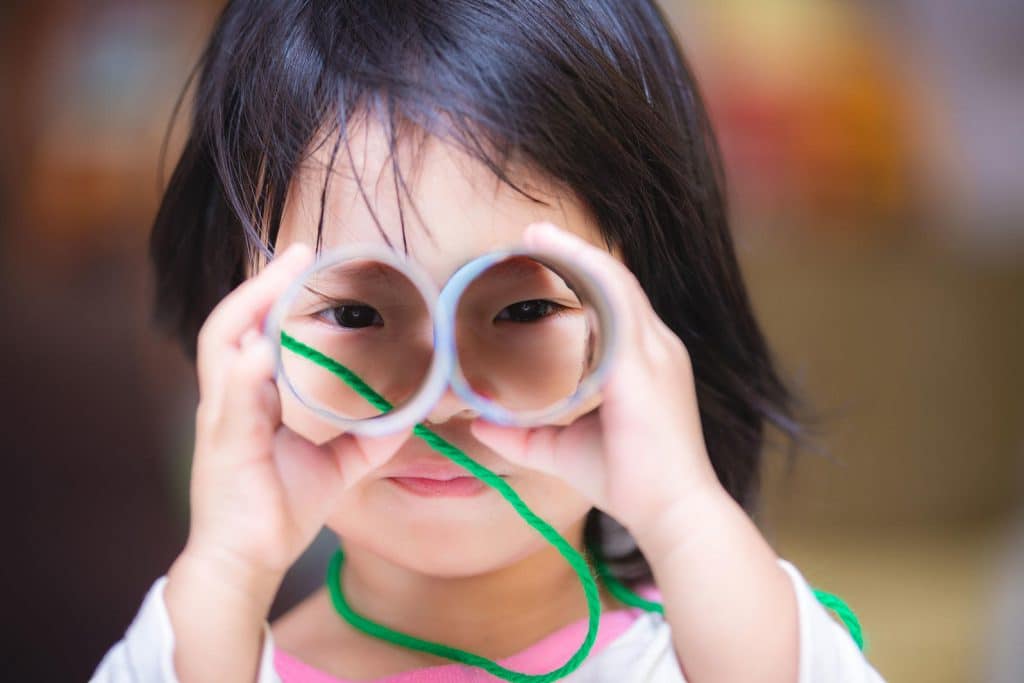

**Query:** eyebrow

left=310, top=260, right=406, bottom=286
left=297, top=260, right=411, bottom=305
left=302, top=253, right=569, bottom=295
left=479, top=256, right=581, bottom=301
left=483, top=256, right=555, bottom=280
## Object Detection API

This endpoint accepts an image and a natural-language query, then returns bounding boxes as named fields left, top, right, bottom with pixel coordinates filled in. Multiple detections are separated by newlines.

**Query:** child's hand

left=473, top=224, right=806, bottom=683
left=179, top=243, right=410, bottom=583
left=472, top=223, right=802, bottom=683
left=469, top=222, right=724, bottom=536
left=165, top=243, right=409, bottom=682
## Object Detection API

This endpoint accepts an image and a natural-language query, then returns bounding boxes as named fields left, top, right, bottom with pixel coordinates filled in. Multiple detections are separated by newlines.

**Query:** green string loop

left=812, top=588, right=865, bottom=650
left=281, top=330, right=866, bottom=682
left=284, top=332, right=600, bottom=682
left=589, top=544, right=664, bottom=615
left=587, top=533, right=865, bottom=651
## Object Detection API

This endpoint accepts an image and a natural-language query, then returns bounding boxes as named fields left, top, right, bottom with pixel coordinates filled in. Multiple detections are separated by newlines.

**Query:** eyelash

left=315, top=303, right=383, bottom=329
left=313, top=299, right=569, bottom=329
left=494, top=299, right=568, bottom=323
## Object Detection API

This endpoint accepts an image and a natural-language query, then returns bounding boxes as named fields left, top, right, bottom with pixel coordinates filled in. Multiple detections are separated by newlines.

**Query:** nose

left=422, top=385, right=480, bottom=426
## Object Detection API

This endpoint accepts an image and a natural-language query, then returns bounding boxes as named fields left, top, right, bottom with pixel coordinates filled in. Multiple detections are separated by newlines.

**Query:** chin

left=327, top=473, right=592, bottom=578
left=361, top=522, right=547, bottom=578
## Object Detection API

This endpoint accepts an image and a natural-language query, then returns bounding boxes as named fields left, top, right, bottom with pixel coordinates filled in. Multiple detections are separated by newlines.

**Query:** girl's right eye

left=317, top=304, right=383, bottom=329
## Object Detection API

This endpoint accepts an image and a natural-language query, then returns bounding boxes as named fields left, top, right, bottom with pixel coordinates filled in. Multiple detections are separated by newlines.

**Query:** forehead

left=275, top=114, right=604, bottom=286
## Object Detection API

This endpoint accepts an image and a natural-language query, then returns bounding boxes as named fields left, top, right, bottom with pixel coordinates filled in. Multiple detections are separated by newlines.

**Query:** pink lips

left=383, top=460, right=502, bottom=498
left=388, top=476, right=489, bottom=497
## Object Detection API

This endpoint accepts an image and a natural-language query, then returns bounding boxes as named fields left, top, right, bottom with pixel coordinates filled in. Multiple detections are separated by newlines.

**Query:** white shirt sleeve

left=778, top=559, right=887, bottom=683
left=576, top=558, right=888, bottom=682
left=88, top=576, right=280, bottom=683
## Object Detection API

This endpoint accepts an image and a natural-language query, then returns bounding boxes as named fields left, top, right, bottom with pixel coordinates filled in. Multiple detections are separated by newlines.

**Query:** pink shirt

left=273, top=586, right=661, bottom=682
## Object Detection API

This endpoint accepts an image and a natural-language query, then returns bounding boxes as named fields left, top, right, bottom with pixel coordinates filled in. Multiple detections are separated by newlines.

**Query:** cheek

left=325, top=471, right=593, bottom=578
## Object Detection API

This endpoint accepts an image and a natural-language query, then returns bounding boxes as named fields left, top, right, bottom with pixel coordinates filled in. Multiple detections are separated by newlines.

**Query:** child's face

left=272, top=116, right=615, bottom=577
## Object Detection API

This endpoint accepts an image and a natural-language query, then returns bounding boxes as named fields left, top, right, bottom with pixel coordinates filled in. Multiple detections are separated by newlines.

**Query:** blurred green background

left=3, top=1, right=1021, bottom=681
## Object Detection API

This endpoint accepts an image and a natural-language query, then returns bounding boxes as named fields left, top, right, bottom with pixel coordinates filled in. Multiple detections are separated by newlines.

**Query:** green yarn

left=812, top=588, right=865, bottom=650
left=588, top=530, right=864, bottom=651
left=280, top=335, right=394, bottom=415
left=280, top=329, right=867, bottom=679
left=327, top=546, right=587, bottom=679
left=283, top=331, right=600, bottom=682
left=588, top=541, right=664, bottom=615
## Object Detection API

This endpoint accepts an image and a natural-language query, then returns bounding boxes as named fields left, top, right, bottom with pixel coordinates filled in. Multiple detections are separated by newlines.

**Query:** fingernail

left=273, top=243, right=311, bottom=265
left=526, top=222, right=569, bottom=243
left=286, top=243, right=313, bottom=260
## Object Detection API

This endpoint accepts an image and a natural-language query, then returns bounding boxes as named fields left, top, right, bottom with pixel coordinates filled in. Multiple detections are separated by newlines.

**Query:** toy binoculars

left=263, top=244, right=619, bottom=436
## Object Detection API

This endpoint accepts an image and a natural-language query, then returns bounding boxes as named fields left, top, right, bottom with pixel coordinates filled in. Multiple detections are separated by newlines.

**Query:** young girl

left=93, top=1, right=885, bottom=681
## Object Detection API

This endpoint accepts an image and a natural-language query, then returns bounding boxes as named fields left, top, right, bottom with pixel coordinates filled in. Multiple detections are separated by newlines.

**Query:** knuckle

left=659, top=322, right=689, bottom=359
left=642, top=322, right=690, bottom=370
left=233, top=349, right=271, bottom=388
left=617, top=259, right=643, bottom=286
left=643, top=332, right=673, bottom=368
left=247, top=338, right=276, bottom=373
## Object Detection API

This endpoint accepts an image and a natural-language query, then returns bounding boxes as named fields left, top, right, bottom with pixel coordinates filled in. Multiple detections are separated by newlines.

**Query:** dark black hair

left=152, top=0, right=809, bottom=587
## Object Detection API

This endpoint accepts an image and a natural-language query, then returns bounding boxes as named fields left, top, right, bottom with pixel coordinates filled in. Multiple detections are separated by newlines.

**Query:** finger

left=469, top=412, right=604, bottom=485
left=206, top=242, right=313, bottom=343
left=322, top=426, right=415, bottom=491
left=197, top=243, right=313, bottom=391
left=261, top=423, right=414, bottom=523
left=524, top=222, right=684, bottom=391
left=203, top=331, right=280, bottom=465
left=522, top=222, right=653, bottom=365
left=272, top=427, right=348, bottom=509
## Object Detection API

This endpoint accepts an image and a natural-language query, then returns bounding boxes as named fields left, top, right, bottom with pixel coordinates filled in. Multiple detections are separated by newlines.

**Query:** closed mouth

left=387, top=474, right=503, bottom=498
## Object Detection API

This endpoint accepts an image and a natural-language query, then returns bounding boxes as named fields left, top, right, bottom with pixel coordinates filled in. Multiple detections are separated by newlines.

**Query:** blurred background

left=2, top=1, right=1021, bottom=680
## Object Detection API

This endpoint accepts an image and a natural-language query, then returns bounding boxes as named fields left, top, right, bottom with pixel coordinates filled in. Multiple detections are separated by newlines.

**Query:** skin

left=164, top=114, right=799, bottom=682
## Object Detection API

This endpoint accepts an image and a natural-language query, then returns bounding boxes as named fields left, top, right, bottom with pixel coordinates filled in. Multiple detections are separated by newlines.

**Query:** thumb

left=326, top=426, right=414, bottom=490
left=470, top=414, right=604, bottom=482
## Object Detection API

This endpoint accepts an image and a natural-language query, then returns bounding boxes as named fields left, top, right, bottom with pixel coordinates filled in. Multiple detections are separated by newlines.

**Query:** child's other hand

left=175, top=243, right=410, bottom=594
left=469, top=222, right=724, bottom=537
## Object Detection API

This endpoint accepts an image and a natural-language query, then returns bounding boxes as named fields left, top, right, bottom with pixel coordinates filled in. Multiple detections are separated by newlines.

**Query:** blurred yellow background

left=3, top=1, right=1021, bottom=681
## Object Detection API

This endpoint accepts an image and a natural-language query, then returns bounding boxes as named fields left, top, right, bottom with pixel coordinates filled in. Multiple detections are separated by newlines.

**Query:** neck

left=335, top=519, right=609, bottom=659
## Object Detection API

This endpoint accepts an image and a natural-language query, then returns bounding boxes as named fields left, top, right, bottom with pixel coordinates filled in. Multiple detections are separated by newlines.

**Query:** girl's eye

left=494, top=299, right=565, bottom=323
left=320, top=304, right=383, bottom=329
